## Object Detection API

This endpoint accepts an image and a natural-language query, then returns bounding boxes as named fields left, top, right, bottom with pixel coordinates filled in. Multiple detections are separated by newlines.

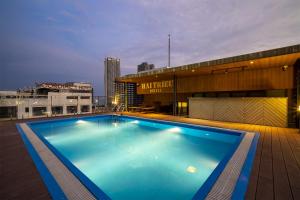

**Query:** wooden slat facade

left=189, top=97, right=288, bottom=127
left=176, top=66, right=293, bottom=93
left=136, top=65, right=294, bottom=95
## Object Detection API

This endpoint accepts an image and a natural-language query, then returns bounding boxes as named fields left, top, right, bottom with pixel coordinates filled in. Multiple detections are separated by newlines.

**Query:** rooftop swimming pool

left=18, top=115, right=258, bottom=200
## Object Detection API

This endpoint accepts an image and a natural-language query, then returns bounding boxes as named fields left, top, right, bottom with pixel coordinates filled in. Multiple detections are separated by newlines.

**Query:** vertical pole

left=125, top=82, right=128, bottom=112
left=91, top=87, right=94, bottom=113
left=295, top=59, right=300, bottom=129
left=173, top=75, right=177, bottom=116
left=50, top=96, right=52, bottom=116
left=168, top=34, right=171, bottom=68
left=77, top=96, right=79, bottom=115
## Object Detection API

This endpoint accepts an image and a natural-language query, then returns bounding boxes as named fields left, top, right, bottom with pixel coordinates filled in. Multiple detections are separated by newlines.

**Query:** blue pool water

left=29, top=115, right=242, bottom=200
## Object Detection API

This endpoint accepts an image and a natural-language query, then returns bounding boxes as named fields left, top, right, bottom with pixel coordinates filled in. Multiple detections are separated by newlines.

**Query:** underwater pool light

left=76, top=120, right=87, bottom=124
left=167, top=127, right=181, bottom=133
left=130, top=120, right=139, bottom=124
left=186, top=166, right=197, bottom=173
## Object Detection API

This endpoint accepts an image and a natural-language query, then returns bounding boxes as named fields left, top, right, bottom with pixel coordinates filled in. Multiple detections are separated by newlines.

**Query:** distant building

left=137, top=62, right=155, bottom=72
left=114, top=82, right=143, bottom=110
left=104, top=57, right=120, bottom=106
left=0, top=82, right=93, bottom=119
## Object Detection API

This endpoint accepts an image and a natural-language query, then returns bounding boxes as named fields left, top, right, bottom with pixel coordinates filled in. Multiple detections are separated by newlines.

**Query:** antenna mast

left=168, top=34, right=171, bottom=68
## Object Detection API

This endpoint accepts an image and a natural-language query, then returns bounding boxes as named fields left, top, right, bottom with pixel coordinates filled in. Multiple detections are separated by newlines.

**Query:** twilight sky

left=1, top=0, right=300, bottom=95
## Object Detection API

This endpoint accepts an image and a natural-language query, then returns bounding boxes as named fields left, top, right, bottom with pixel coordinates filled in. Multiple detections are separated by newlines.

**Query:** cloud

left=1, top=35, right=102, bottom=92
left=47, top=16, right=57, bottom=22
left=1, top=0, right=300, bottom=95
left=117, top=0, right=300, bottom=70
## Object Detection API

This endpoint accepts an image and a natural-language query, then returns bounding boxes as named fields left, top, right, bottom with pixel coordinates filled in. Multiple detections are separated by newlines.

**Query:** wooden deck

left=122, top=112, right=300, bottom=200
left=0, top=120, right=51, bottom=200
left=1, top=113, right=300, bottom=199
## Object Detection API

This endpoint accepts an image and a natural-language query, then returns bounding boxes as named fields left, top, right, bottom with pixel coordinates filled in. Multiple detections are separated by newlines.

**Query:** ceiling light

left=250, top=61, right=254, bottom=64
left=282, top=65, right=288, bottom=71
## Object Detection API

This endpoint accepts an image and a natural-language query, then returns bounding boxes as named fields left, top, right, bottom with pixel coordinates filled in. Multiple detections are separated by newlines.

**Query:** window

left=32, top=107, right=47, bottom=116
left=36, top=96, right=48, bottom=99
left=177, top=102, right=188, bottom=116
left=266, top=89, right=286, bottom=97
left=25, top=107, right=29, bottom=113
left=66, top=96, right=78, bottom=99
left=0, top=106, right=17, bottom=118
left=67, top=106, right=77, bottom=114
left=204, top=93, right=217, bottom=97
left=81, top=105, right=90, bottom=113
left=80, top=96, right=90, bottom=99
left=51, top=106, right=63, bottom=115
left=5, top=96, right=17, bottom=99
left=217, top=92, right=230, bottom=97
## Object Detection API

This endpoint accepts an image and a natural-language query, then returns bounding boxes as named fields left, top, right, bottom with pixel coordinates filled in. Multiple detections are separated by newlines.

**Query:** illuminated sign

left=139, top=80, right=173, bottom=93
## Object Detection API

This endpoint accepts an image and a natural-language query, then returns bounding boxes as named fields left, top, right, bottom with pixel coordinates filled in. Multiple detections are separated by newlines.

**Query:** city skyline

left=1, top=0, right=300, bottom=95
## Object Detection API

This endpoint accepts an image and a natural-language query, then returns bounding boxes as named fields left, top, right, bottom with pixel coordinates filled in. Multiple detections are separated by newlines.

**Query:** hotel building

left=104, top=57, right=120, bottom=106
left=0, top=82, right=93, bottom=119
left=117, top=44, right=300, bottom=128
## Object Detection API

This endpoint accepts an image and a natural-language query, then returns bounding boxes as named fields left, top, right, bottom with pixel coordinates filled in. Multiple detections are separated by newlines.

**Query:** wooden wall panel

left=177, top=66, right=293, bottom=93
left=189, top=98, right=214, bottom=120
left=189, top=97, right=288, bottom=127
left=244, top=98, right=264, bottom=125
left=214, top=98, right=244, bottom=123
left=263, top=98, right=287, bottom=127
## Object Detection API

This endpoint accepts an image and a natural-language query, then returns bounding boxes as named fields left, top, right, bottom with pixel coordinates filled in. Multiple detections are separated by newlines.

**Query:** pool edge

left=19, top=114, right=258, bottom=199
left=232, top=132, right=260, bottom=199
left=16, top=123, right=67, bottom=200
left=17, top=123, right=102, bottom=200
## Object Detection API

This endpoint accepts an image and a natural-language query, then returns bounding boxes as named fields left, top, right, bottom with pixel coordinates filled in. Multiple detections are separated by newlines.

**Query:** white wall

left=0, top=92, right=92, bottom=119
left=49, top=92, right=92, bottom=115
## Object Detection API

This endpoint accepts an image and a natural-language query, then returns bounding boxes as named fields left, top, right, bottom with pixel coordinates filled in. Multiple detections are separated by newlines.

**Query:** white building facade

left=0, top=82, right=93, bottom=119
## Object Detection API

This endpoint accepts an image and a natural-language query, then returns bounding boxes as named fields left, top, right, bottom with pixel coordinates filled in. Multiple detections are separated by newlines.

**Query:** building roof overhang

left=117, top=44, right=300, bottom=82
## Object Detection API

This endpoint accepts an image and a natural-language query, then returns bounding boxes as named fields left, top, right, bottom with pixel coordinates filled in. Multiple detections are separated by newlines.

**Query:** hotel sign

left=138, top=80, right=173, bottom=94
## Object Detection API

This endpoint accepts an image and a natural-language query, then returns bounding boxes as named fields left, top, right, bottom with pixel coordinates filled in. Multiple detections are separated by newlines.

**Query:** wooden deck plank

left=286, top=130, right=300, bottom=171
left=291, top=134, right=300, bottom=180
left=245, top=125, right=265, bottom=200
left=0, top=121, right=51, bottom=200
left=272, top=127, right=293, bottom=200
left=256, top=126, right=274, bottom=200
left=281, top=128, right=300, bottom=199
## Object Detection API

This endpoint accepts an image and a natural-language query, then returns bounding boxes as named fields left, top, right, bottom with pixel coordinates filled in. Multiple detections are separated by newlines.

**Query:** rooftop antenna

left=168, top=34, right=171, bottom=68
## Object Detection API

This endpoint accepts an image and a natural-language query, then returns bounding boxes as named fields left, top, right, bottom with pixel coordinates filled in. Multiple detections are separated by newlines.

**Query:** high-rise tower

left=104, top=57, right=120, bottom=106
